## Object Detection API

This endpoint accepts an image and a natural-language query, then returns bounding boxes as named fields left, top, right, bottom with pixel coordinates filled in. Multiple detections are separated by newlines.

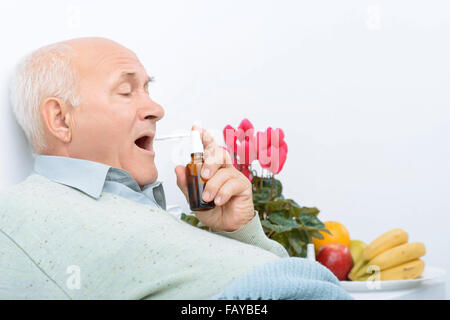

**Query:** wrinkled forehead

left=69, top=40, right=147, bottom=86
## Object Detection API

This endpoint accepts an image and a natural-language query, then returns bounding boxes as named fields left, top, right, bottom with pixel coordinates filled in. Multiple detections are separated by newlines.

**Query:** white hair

left=9, top=42, right=81, bottom=154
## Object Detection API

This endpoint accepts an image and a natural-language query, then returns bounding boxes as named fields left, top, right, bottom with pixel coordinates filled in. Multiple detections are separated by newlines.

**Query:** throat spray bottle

left=186, top=130, right=215, bottom=211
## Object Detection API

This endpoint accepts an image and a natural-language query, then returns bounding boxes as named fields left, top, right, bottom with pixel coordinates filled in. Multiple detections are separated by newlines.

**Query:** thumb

left=175, top=165, right=189, bottom=201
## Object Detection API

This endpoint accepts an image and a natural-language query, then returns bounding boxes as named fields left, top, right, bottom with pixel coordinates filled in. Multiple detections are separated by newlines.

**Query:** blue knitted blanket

left=211, top=257, right=353, bottom=300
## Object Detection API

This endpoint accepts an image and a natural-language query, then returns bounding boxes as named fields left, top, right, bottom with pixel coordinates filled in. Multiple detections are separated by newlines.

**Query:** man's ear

left=40, top=97, right=73, bottom=144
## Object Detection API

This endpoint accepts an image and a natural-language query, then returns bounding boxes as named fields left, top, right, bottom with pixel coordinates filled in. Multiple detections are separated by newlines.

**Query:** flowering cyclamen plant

left=223, top=118, right=288, bottom=180
left=181, top=118, right=328, bottom=258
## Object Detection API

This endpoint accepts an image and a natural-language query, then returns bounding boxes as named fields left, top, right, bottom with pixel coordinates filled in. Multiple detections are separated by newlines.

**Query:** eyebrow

left=114, top=71, right=154, bottom=87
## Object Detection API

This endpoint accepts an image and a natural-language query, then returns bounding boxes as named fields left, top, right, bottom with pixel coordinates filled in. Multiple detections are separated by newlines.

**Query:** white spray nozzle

left=191, top=130, right=204, bottom=154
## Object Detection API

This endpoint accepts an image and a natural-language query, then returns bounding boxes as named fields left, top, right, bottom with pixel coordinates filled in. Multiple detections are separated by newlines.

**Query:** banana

left=348, top=258, right=367, bottom=281
left=354, top=274, right=370, bottom=282
left=380, top=259, right=425, bottom=281
left=352, top=259, right=425, bottom=281
left=368, top=242, right=426, bottom=271
left=353, top=262, right=383, bottom=281
left=363, top=228, right=408, bottom=261
left=352, top=228, right=409, bottom=279
left=354, top=261, right=373, bottom=279
left=353, top=242, right=425, bottom=279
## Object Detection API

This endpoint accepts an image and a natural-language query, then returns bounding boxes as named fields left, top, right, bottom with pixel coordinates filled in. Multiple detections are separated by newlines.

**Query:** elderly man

left=1, top=37, right=351, bottom=300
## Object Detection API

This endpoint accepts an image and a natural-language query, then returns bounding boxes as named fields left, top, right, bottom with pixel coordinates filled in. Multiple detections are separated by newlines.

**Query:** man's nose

left=138, top=97, right=165, bottom=122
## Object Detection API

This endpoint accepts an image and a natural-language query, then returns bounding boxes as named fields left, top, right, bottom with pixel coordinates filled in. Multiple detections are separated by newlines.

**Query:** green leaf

left=251, top=176, right=283, bottom=200
left=261, top=219, right=296, bottom=233
left=272, top=232, right=289, bottom=248
left=252, top=188, right=271, bottom=203
left=264, top=200, right=294, bottom=216
left=298, top=213, right=325, bottom=228
left=298, top=228, right=312, bottom=245
left=310, top=229, right=325, bottom=240
left=180, top=213, right=200, bottom=227
left=290, top=199, right=302, bottom=208
left=297, top=207, right=320, bottom=216
left=288, top=229, right=306, bottom=256
left=268, top=212, right=299, bottom=228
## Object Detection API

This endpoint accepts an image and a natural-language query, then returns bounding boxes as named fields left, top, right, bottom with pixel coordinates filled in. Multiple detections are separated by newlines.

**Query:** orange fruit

left=312, top=221, right=351, bottom=254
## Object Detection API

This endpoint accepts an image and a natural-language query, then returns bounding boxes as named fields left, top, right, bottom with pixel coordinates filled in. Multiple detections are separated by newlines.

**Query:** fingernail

left=202, top=168, right=210, bottom=178
left=215, top=196, right=222, bottom=205
left=202, top=191, right=210, bottom=201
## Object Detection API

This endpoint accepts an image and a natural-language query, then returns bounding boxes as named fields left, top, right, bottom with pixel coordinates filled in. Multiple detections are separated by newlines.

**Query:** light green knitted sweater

left=0, top=174, right=288, bottom=299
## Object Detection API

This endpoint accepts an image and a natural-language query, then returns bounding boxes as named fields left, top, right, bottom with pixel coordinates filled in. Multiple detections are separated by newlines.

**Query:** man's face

left=67, top=39, right=164, bottom=187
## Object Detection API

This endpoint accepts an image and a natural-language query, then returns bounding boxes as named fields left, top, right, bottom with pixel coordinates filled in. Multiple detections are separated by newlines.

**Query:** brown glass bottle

left=186, top=152, right=215, bottom=211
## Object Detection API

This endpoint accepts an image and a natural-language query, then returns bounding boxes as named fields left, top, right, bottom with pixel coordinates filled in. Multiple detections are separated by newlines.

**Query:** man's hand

left=175, top=126, right=255, bottom=232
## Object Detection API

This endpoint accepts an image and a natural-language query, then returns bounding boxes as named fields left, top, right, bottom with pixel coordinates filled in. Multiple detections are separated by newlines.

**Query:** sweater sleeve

left=211, top=211, right=289, bottom=258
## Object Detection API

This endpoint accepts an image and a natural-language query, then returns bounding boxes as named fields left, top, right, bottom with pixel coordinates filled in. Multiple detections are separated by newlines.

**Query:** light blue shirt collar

left=32, top=155, right=166, bottom=210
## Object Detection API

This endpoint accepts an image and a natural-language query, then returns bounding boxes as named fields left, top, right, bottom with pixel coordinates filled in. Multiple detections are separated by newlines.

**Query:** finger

left=192, top=125, right=216, bottom=155
left=202, top=167, right=238, bottom=203
left=174, top=165, right=189, bottom=201
left=213, top=176, right=251, bottom=206
left=201, top=146, right=233, bottom=180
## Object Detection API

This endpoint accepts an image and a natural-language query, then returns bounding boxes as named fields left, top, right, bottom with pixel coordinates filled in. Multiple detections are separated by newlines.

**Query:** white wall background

left=1, top=0, right=449, bottom=297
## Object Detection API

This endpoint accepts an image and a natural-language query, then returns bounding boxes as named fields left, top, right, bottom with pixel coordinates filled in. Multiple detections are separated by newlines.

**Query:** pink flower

left=223, top=118, right=257, bottom=165
left=236, top=137, right=258, bottom=166
left=223, top=124, right=237, bottom=155
left=268, top=142, right=288, bottom=174
left=271, top=128, right=285, bottom=147
left=223, top=118, right=287, bottom=179
left=236, top=118, right=255, bottom=143
left=257, top=127, right=288, bottom=174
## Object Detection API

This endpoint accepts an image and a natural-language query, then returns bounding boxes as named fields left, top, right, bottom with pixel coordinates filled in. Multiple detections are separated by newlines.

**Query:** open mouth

left=134, top=135, right=153, bottom=153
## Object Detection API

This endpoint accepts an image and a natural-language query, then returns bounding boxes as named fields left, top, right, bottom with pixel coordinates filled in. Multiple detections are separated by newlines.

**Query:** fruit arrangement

left=313, top=222, right=427, bottom=282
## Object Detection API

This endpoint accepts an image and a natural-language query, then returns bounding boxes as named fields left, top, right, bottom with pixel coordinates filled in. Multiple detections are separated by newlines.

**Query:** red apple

left=316, top=243, right=354, bottom=280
